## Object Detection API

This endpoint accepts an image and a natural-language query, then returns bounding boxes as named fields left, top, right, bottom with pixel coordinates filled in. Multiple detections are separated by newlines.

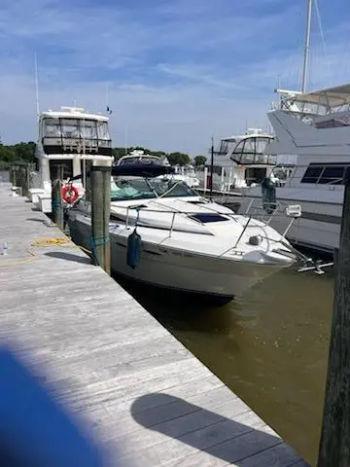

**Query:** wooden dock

left=0, top=182, right=308, bottom=466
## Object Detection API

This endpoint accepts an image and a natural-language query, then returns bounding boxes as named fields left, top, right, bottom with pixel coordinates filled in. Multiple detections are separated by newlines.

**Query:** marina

left=0, top=182, right=308, bottom=466
left=2, top=0, right=350, bottom=465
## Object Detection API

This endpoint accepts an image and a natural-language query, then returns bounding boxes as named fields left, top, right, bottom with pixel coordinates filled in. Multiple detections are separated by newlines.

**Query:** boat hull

left=238, top=194, right=341, bottom=255
left=69, top=214, right=288, bottom=302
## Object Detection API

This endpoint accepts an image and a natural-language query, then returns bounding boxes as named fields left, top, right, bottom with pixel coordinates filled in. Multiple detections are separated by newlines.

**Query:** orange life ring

left=61, top=183, right=79, bottom=204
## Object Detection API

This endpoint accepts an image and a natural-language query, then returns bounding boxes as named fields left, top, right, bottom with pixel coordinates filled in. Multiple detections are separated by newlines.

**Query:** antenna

left=209, top=136, right=214, bottom=201
left=301, top=0, right=313, bottom=93
left=105, top=83, right=112, bottom=115
left=124, top=123, right=128, bottom=155
left=105, top=83, right=109, bottom=109
left=34, top=52, right=40, bottom=119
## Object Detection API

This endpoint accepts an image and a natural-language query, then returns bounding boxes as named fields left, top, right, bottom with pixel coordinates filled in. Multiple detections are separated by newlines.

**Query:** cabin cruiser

left=68, top=163, right=296, bottom=303
left=205, top=129, right=276, bottom=191
left=29, top=106, right=113, bottom=212
left=118, top=150, right=200, bottom=187
left=239, top=84, right=350, bottom=254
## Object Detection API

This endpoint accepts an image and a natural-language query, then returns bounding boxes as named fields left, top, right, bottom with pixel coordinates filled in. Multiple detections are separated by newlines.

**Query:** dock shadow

left=45, top=251, right=91, bottom=265
left=26, top=217, right=46, bottom=223
left=130, top=393, right=307, bottom=466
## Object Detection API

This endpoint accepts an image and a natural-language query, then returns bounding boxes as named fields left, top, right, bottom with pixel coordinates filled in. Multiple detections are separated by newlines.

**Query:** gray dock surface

left=0, top=182, right=308, bottom=466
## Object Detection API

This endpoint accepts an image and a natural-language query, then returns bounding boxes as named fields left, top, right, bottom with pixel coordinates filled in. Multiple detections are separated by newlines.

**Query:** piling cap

left=92, top=159, right=112, bottom=168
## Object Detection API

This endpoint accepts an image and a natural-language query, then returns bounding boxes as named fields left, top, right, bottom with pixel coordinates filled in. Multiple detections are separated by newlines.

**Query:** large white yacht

left=240, top=84, right=350, bottom=254
left=237, top=0, right=350, bottom=254
left=29, top=106, right=113, bottom=212
left=68, top=163, right=296, bottom=303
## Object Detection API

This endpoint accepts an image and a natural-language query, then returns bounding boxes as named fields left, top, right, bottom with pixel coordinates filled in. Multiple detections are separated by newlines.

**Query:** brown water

left=119, top=267, right=334, bottom=466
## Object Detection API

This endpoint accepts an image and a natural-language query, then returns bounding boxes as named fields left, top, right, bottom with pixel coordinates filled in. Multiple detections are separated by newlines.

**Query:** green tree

left=13, top=142, right=36, bottom=162
left=0, top=144, right=15, bottom=163
left=167, top=152, right=191, bottom=166
left=0, top=142, right=36, bottom=165
left=194, top=155, right=207, bottom=167
left=112, top=147, right=132, bottom=161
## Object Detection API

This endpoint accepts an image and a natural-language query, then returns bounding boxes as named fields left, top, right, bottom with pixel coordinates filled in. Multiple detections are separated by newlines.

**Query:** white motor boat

left=68, top=167, right=296, bottom=303
left=118, top=150, right=200, bottom=188
left=29, top=106, right=113, bottom=213
left=211, top=128, right=276, bottom=190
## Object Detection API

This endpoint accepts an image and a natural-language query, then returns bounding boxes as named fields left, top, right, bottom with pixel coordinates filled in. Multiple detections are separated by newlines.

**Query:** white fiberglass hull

left=69, top=213, right=291, bottom=301
left=238, top=190, right=342, bottom=254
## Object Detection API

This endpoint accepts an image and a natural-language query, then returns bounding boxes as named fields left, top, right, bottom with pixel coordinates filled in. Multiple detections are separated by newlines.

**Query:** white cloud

left=0, top=0, right=349, bottom=154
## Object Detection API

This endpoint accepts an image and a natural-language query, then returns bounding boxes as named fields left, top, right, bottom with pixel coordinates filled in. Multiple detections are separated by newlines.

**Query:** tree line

left=0, top=142, right=36, bottom=168
left=0, top=142, right=207, bottom=167
left=113, top=146, right=207, bottom=166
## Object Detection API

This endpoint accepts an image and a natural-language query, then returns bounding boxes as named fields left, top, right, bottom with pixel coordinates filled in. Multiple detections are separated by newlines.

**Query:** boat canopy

left=112, top=162, right=174, bottom=178
left=285, top=83, right=350, bottom=108
left=230, top=135, right=276, bottom=166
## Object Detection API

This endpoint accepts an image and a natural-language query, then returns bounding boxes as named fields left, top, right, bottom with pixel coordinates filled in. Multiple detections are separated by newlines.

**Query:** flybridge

left=39, top=106, right=112, bottom=156
left=41, top=106, right=109, bottom=122
left=274, top=83, right=350, bottom=115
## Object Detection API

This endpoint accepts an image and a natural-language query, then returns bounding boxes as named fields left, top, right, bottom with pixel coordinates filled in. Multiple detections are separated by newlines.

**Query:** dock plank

left=0, top=183, right=308, bottom=466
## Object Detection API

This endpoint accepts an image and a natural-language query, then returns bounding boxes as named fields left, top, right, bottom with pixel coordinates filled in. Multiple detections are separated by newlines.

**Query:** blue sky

left=1, top=0, right=350, bottom=154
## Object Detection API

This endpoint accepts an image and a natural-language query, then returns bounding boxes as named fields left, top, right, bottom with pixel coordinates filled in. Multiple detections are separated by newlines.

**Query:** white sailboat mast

left=301, top=0, right=313, bottom=93
left=34, top=52, right=40, bottom=119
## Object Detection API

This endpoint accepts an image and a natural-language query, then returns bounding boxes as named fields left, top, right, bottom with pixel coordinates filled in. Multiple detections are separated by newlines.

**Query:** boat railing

left=244, top=197, right=302, bottom=235
left=118, top=204, right=241, bottom=240
left=113, top=202, right=289, bottom=256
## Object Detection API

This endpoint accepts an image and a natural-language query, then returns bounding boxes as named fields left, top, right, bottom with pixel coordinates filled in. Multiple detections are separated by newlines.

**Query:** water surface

left=119, top=266, right=334, bottom=466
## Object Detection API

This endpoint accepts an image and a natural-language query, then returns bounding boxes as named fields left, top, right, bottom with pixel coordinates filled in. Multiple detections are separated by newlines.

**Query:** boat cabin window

left=190, top=213, right=229, bottom=223
left=44, top=118, right=60, bottom=137
left=118, top=156, right=162, bottom=166
left=111, top=178, right=197, bottom=201
left=61, top=119, right=80, bottom=138
left=97, top=121, right=109, bottom=139
left=42, top=118, right=110, bottom=141
left=79, top=120, right=97, bottom=139
left=301, top=163, right=348, bottom=185
left=231, top=137, right=276, bottom=165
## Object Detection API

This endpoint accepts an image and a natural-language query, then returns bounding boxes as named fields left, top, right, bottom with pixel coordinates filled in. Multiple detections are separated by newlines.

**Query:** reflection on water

left=117, top=267, right=333, bottom=466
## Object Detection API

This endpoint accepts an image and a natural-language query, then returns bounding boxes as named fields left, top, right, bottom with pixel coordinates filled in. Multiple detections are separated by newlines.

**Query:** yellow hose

left=31, top=237, right=73, bottom=247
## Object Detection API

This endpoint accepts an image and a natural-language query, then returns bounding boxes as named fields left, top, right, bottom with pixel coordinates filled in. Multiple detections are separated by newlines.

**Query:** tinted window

left=319, top=166, right=345, bottom=185
left=301, top=164, right=347, bottom=185
left=190, top=213, right=229, bottom=223
left=301, top=166, right=323, bottom=183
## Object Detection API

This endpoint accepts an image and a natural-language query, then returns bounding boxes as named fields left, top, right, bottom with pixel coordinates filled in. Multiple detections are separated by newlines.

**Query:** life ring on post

left=61, top=183, right=79, bottom=204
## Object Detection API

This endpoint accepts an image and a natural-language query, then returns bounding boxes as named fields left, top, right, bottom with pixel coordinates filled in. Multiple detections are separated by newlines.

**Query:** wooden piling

left=90, top=159, right=111, bottom=274
left=51, top=179, right=64, bottom=230
left=317, top=168, right=350, bottom=467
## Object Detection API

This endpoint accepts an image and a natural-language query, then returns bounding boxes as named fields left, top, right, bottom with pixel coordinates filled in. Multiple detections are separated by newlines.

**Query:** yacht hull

left=238, top=193, right=341, bottom=255
left=69, top=214, right=288, bottom=302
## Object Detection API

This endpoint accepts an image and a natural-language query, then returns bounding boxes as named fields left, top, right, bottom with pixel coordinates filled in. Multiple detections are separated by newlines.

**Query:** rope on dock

left=30, top=237, right=73, bottom=248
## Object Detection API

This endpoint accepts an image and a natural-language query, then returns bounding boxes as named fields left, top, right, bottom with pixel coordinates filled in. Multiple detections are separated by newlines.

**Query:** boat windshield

left=111, top=178, right=197, bottom=201
left=43, top=118, right=110, bottom=140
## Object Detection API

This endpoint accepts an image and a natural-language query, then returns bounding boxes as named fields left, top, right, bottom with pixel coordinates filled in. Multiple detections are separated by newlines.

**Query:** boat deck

left=0, top=182, right=308, bottom=466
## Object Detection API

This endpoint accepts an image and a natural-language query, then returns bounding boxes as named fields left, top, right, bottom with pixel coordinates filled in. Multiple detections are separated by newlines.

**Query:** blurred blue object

left=0, top=347, right=105, bottom=466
